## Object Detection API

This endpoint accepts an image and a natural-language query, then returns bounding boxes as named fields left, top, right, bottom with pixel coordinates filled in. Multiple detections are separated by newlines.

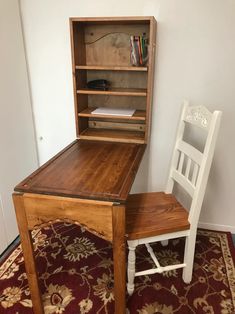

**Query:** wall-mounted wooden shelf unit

left=70, top=16, right=156, bottom=144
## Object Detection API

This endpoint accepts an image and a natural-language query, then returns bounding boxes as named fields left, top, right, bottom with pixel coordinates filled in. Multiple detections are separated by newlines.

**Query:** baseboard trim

left=198, top=222, right=235, bottom=234
left=0, top=235, right=19, bottom=263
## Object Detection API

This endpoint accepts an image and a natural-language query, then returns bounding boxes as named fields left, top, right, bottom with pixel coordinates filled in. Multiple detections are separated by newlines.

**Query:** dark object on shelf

left=87, top=79, right=110, bottom=90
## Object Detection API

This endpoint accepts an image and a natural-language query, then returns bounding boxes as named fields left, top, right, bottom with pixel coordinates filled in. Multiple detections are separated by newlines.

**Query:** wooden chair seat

left=126, top=192, right=190, bottom=240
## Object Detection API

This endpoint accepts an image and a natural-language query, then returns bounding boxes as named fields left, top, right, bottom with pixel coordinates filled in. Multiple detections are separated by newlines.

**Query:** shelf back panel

left=83, top=24, right=150, bottom=67
left=87, top=95, right=146, bottom=111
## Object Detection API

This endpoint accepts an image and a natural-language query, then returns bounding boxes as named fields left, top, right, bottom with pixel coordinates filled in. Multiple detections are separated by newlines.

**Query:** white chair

left=126, top=101, right=222, bottom=295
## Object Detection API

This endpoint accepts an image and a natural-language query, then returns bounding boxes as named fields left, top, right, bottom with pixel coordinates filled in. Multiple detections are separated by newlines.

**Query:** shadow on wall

left=131, top=146, right=150, bottom=194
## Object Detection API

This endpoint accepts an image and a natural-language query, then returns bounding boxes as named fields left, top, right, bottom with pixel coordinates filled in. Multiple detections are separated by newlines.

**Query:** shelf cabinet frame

left=70, top=16, right=156, bottom=144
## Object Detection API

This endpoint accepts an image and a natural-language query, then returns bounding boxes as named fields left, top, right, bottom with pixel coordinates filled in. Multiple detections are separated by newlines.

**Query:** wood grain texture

left=88, top=94, right=146, bottom=111
left=13, top=193, right=44, bottom=314
left=84, top=24, right=149, bottom=67
left=78, top=108, right=146, bottom=120
left=70, top=20, right=87, bottom=136
left=77, top=87, right=147, bottom=97
left=86, top=70, right=147, bottom=91
left=76, top=65, right=147, bottom=71
left=23, top=193, right=114, bottom=241
left=15, top=140, right=146, bottom=203
left=80, top=129, right=145, bottom=143
left=126, top=192, right=190, bottom=240
left=144, top=17, right=157, bottom=142
left=70, top=16, right=153, bottom=23
left=88, top=120, right=145, bottom=131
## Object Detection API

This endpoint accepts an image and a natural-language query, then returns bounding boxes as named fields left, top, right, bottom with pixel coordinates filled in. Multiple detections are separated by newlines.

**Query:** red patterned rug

left=0, top=223, right=234, bottom=314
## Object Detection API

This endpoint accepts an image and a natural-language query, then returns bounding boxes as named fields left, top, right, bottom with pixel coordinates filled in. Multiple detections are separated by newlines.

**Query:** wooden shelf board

left=78, top=108, right=146, bottom=121
left=79, top=128, right=145, bottom=144
left=77, top=88, right=147, bottom=97
left=70, top=16, right=153, bottom=24
left=76, top=65, right=148, bottom=72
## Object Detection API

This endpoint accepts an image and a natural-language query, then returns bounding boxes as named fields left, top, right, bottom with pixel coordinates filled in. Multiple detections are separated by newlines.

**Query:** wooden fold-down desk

left=13, top=139, right=146, bottom=314
left=13, top=16, right=156, bottom=314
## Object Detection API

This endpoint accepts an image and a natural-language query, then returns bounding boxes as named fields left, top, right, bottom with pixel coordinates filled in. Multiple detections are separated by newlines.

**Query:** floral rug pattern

left=0, top=223, right=234, bottom=314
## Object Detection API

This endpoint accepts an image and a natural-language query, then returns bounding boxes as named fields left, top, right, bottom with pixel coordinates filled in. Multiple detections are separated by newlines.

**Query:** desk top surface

left=15, top=140, right=145, bottom=203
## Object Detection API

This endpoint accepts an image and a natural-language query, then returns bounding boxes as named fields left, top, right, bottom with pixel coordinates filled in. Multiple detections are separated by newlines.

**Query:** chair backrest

left=165, top=101, right=222, bottom=227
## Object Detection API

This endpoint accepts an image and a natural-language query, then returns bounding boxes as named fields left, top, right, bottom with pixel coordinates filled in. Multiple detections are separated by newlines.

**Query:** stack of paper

left=92, top=107, right=135, bottom=117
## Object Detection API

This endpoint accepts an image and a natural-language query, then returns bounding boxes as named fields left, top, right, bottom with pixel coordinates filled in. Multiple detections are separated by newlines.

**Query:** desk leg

left=112, top=204, right=126, bottom=314
left=13, top=194, right=44, bottom=314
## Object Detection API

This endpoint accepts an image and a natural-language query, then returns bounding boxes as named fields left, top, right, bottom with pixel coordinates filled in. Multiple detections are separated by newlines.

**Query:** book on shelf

left=92, top=107, right=136, bottom=117
left=130, top=35, right=148, bottom=66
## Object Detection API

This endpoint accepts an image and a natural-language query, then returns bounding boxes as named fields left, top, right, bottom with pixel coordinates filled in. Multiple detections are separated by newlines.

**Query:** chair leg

left=161, top=240, right=169, bottom=247
left=127, top=240, right=138, bottom=296
left=182, top=231, right=196, bottom=283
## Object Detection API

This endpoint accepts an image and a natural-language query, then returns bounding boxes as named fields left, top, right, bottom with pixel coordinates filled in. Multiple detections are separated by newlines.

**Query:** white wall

left=20, top=0, right=235, bottom=232
left=0, top=0, right=38, bottom=249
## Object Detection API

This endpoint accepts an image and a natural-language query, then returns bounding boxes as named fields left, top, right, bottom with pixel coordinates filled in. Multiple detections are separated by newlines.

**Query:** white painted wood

left=192, top=163, right=199, bottom=186
left=184, top=105, right=212, bottom=130
left=171, top=169, right=195, bottom=197
left=198, top=222, right=235, bottom=234
left=177, top=140, right=203, bottom=165
left=178, top=152, right=185, bottom=173
left=127, top=240, right=138, bottom=296
left=185, top=157, right=191, bottom=179
left=160, top=240, right=168, bottom=246
left=188, top=110, right=222, bottom=224
left=182, top=229, right=197, bottom=283
left=145, top=244, right=161, bottom=268
left=135, top=263, right=186, bottom=277
left=165, top=101, right=188, bottom=194
left=127, top=102, right=222, bottom=294
left=136, top=229, right=190, bottom=246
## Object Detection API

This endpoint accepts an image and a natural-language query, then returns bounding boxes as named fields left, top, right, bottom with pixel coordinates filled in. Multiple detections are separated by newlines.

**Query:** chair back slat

left=185, top=158, right=191, bottom=179
left=177, top=140, right=203, bottom=165
left=170, top=140, right=203, bottom=194
left=165, top=101, right=222, bottom=226
left=191, top=163, right=199, bottom=186
left=171, top=169, right=195, bottom=197
left=177, top=151, right=185, bottom=173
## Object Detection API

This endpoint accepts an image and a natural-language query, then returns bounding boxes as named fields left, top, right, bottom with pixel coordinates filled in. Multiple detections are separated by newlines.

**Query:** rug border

left=0, top=230, right=40, bottom=277
left=0, top=237, right=20, bottom=265
left=199, top=228, right=235, bottom=263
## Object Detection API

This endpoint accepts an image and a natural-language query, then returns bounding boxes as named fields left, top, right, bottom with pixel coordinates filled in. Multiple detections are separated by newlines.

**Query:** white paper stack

left=92, top=107, right=135, bottom=117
